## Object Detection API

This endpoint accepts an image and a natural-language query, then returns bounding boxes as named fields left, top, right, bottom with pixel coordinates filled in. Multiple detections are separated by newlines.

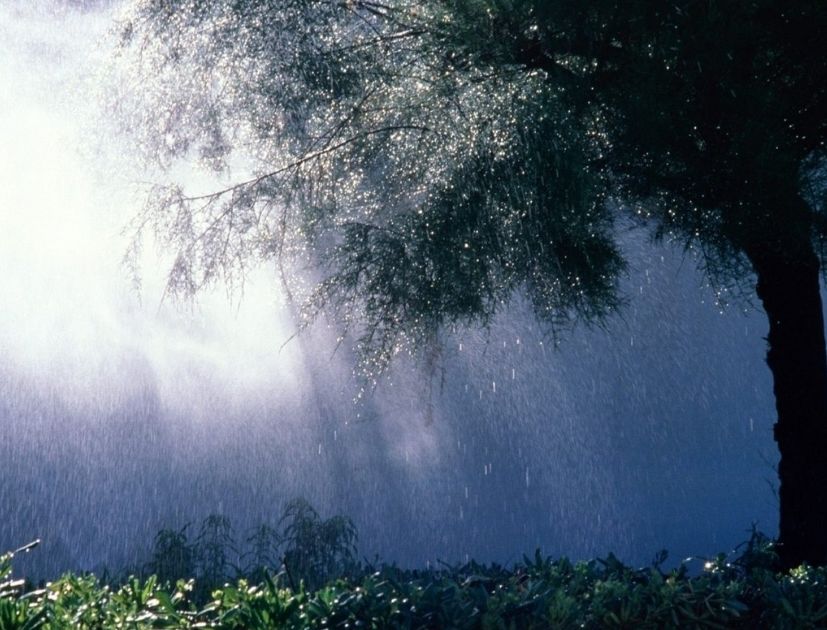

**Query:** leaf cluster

left=112, top=0, right=827, bottom=370
left=5, top=530, right=827, bottom=628
left=113, top=0, right=626, bottom=373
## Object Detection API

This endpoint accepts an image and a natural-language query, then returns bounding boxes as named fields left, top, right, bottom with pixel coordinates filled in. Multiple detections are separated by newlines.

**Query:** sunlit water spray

left=1, top=1, right=778, bottom=579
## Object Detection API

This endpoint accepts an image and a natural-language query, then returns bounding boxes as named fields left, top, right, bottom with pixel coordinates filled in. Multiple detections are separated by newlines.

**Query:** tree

left=113, top=0, right=827, bottom=567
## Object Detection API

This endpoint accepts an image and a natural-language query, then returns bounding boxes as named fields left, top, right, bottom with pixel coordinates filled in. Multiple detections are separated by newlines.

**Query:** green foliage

left=113, top=0, right=827, bottom=367
left=4, top=531, right=827, bottom=628
left=114, top=0, right=627, bottom=376
left=0, top=542, right=44, bottom=630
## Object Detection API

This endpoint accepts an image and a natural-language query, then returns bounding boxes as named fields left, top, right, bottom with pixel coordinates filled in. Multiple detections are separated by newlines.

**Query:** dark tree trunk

left=746, top=238, right=827, bottom=568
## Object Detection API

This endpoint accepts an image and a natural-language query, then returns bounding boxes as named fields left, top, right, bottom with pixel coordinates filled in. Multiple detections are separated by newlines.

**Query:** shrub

left=4, top=522, right=827, bottom=628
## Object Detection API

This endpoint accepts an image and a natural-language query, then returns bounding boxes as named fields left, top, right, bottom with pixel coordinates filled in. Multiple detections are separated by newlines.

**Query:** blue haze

left=0, top=0, right=778, bottom=579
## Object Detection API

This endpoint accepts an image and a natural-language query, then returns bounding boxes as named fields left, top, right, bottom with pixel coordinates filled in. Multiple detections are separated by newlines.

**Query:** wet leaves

left=4, top=534, right=827, bottom=629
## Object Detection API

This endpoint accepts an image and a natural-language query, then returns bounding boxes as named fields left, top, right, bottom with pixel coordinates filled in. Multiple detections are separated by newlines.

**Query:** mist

left=0, top=1, right=778, bottom=579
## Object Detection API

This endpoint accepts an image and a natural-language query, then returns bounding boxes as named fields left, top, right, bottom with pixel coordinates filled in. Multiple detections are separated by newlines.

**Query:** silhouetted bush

left=141, top=498, right=358, bottom=599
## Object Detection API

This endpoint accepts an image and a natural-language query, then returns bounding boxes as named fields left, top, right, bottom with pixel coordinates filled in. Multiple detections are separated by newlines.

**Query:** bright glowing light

left=0, top=1, right=305, bottom=409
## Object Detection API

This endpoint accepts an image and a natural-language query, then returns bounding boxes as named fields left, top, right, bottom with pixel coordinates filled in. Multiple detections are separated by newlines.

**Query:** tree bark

left=747, top=238, right=827, bottom=568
